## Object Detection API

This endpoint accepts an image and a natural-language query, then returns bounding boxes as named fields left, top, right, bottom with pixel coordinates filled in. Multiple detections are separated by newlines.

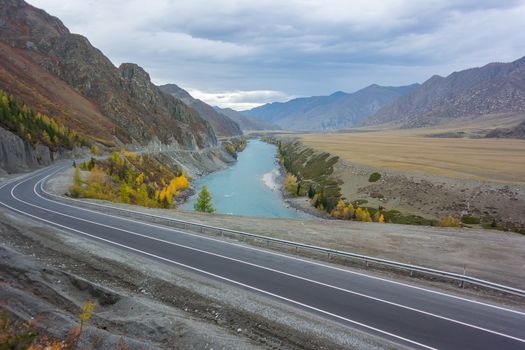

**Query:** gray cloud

left=27, top=0, right=525, bottom=109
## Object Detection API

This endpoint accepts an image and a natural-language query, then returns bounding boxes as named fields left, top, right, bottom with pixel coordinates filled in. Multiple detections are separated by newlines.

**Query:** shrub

left=438, top=216, right=462, bottom=227
left=368, top=172, right=381, bottom=182
left=461, top=216, right=480, bottom=225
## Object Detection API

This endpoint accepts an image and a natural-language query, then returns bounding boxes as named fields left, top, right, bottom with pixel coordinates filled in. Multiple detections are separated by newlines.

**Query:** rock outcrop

left=0, top=126, right=55, bottom=173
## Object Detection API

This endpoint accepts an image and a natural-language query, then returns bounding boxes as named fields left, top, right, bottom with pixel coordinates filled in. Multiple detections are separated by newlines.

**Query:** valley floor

left=293, top=129, right=525, bottom=231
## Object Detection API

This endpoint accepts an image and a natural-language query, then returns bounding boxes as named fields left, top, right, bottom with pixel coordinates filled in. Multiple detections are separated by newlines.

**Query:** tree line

left=0, top=89, right=89, bottom=150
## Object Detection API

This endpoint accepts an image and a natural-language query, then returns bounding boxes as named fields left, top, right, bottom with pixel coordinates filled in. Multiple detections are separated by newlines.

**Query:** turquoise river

left=183, top=139, right=307, bottom=218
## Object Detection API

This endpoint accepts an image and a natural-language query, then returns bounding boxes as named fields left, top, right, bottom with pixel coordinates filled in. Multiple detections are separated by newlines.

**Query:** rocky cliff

left=0, top=0, right=217, bottom=149
left=0, top=126, right=55, bottom=174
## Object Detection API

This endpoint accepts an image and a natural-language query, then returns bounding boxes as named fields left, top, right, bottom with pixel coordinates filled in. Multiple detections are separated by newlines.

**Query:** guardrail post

left=328, top=252, right=331, bottom=260
left=267, top=240, right=270, bottom=247
left=410, top=270, right=414, bottom=277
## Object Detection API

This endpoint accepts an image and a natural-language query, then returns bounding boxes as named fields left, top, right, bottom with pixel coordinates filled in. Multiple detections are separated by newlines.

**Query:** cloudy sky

left=28, top=0, right=525, bottom=110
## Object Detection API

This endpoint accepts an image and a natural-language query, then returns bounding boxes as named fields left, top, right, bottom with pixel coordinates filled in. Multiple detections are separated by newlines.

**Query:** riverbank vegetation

left=277, top=140, right=342, bottom=213
left=70, top=151, right=190, bottom=208
left=0, top=89, right=90, bottom=150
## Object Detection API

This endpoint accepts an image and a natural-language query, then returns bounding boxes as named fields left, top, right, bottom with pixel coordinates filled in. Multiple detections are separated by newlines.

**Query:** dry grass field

left=297, top=130, right=525, bottom=184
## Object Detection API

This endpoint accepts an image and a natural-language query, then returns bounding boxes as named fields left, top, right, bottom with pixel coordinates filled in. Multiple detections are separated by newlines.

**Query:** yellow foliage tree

left=135, top=173, right=144, bottom=187
left=283, top=173, right=298, bottom=195
left=331, top=199, right=350, bottom=219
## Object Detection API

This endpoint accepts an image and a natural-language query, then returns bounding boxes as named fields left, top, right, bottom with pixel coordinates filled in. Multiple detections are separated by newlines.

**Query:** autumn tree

left=331, top=199, right=350, bottom=219
left=283, top=173, right=298, bottom=195
left=194, top=186, right=215, bottom=213
left=91, top=145, right=99, bottom=156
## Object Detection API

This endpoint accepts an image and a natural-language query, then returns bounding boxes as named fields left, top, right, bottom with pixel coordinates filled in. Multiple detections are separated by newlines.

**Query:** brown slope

left=0, top=42, right=120, bottom=145
left=159, top=84, right=242, bottom=137
left=366, top=56, right=525, bottom=128
left=0, top=0, right=216, bottom=149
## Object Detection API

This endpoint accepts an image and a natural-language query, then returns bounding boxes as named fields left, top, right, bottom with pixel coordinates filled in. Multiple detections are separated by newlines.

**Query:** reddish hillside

left=0, top=0, right=217, bottom=149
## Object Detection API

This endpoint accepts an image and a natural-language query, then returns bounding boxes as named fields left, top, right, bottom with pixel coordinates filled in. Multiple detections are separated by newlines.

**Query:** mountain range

left=366, top=56, right=525, bottom=128
left=0, top=0, right=217, bottom=149
left=242, top=84, right=419, bottom=131
left=244, top=56, right=525, bottom=134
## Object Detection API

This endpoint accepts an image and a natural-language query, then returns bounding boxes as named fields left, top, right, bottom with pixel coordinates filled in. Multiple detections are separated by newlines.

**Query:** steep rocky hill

left=243, top=84, right=418, bottom=131
left=0, top=0, right=217, bottom=149
left=213, top=106, right=280, bottom=131
left=159, top=84, right=242, bottom=137
left=366, top=56, right=525, bottom=128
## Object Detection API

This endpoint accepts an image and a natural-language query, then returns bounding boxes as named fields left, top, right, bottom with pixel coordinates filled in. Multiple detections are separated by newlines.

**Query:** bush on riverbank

left=69, top=151, right=190, bottom=208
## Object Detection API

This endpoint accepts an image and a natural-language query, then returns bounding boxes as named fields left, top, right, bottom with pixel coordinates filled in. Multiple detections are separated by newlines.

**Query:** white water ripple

left=262, top=168, right=280, bottom=191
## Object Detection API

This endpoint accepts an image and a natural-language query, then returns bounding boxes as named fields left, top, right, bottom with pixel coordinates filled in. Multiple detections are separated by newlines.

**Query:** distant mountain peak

left=243, top=84, right=418, bottom=131
left=365, top=56, right=525, bottom=128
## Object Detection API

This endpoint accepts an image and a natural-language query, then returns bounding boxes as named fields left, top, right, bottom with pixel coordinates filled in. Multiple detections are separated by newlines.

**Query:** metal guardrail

left=40, top=169, right=525, bottom=298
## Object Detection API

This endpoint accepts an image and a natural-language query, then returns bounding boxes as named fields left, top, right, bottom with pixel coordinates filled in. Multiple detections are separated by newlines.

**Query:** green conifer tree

left=194, top=186, right=215, bottom=213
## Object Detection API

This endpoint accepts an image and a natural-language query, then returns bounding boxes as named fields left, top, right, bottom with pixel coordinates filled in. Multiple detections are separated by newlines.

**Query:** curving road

left=1, top=164, right=525, bottom=349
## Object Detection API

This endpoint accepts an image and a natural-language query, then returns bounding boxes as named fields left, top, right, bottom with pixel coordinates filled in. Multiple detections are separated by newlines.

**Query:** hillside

left=0, top=0, right=217, bottom=149
left=213, top=106, right=280, bottom=131
left=159, top=84, right=242, bottom=137
left=243, top=84, right=418, bottom=131
left=366, top=56, right=525, bottom=129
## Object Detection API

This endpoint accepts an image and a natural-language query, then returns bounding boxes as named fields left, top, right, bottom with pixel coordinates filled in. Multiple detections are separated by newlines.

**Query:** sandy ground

left=0, top=206, right=396, bottom=350
left=46, top=168, right=525, bottom=294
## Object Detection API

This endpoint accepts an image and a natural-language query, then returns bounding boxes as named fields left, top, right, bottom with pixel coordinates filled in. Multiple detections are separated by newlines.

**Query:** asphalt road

left=1, top=164, right=524, bottom=349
